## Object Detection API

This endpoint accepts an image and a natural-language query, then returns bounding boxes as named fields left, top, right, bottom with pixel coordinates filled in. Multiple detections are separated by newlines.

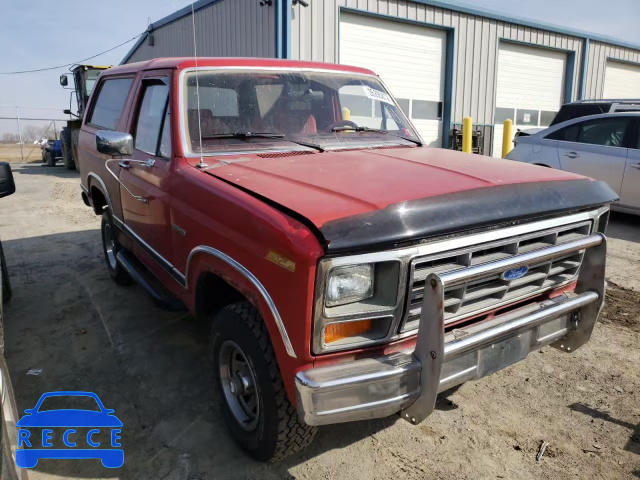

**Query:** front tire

left=101, top=210, right=132, bottom=285
left=211, top=302, right=316, bottom=462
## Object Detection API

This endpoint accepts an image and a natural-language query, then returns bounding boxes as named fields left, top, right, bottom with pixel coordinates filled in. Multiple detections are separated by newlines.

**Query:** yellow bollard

left=462, top=116, right=472, bottom=153
left=342, top=106, right=351, bottom=121
left=502, top=119, right=514, bottom=158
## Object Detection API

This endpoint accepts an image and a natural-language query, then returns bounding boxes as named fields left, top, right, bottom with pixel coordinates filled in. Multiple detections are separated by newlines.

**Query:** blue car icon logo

left=15, top=391, right=123, bottom=468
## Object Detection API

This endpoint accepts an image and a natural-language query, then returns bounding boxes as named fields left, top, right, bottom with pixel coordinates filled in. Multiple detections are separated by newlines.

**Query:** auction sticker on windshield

left=15, top=391, right=123, bottom=469
left=364, top=86, right=394, bottom=105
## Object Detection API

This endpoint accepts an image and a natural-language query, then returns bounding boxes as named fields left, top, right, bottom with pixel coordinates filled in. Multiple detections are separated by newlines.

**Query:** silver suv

left=507, top=112, right=640, bottom=215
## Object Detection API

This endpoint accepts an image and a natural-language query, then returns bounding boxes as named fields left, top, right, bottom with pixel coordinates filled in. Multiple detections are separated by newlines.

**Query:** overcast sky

left=1, top=0, right=639, bottom=135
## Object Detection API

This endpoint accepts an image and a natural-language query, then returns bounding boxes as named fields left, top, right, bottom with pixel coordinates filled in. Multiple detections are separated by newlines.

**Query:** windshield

left=84, top=69, right=103, bottom=97
left=182, top=69, right=420, bottom=154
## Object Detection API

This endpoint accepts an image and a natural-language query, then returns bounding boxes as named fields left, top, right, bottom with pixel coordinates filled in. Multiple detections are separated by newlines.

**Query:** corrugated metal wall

left=585, top=41, right=640, bottom=98
left=123, top=0, right=640, bottom=120
left=291, top=0, right=584, bottom=126
left=126, top=0, right=275, bottom=64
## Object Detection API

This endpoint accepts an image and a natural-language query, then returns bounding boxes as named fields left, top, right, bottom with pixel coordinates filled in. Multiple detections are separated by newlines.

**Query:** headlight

left=314, top=259, right=405, bottom=353
left=325, top=264, right=374, bottom=307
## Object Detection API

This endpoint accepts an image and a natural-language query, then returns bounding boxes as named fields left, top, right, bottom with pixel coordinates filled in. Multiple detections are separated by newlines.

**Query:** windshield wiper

left=201, top=131, right=285, bottom=139
left=331, top=125, right=423, bottom=146
left=201, top=131, right=325, bottom=152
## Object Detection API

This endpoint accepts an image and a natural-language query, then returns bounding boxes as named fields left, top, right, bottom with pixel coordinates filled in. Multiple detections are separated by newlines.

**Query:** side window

left=158, top=106, right=172, bottom=158
left=576, top=118, right=629, bottom=147
left=546, top=124, right=579, bottom=142
left=134, top=81, right=170, bottom=157
left=88, top=78, right=133, bottom=130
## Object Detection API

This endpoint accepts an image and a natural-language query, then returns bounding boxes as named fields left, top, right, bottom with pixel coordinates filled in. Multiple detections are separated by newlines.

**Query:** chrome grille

left=401, top=221, right=592, bottom=332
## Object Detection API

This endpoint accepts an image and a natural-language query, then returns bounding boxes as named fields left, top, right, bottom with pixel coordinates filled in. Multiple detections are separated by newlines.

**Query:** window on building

left=88, top=78, right=133, bottom=130
left=494, top=107, right=515, bottom=124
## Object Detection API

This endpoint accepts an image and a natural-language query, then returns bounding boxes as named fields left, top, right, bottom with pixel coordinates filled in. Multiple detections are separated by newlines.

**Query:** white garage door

left=339, top=13, right=446, bottom=147
left=603, top=61, right=640, bottom=98
left=493, top=43, right=567, bottom=157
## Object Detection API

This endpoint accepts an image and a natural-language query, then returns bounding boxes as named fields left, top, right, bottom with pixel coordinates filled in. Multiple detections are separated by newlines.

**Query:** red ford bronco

left=78, top=57, right=617, bottom=461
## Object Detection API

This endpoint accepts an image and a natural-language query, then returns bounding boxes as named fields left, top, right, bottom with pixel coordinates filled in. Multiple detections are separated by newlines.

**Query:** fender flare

left=185, top=246, right=297, bottom=359
left=87, top=172, right=113, bottom=213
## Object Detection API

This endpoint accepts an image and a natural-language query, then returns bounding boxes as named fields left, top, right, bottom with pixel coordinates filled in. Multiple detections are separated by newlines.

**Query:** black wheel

left=60, top=127, right=76, bottom=170
left=211, top=302, right=316, bottom=462
left=0, top=241, right=11, bottom=304
left=45, top=150, right=56, bottom=167
left=101, top=210, right=132, bottom=285
left=71, top=129, right=80, bottom=171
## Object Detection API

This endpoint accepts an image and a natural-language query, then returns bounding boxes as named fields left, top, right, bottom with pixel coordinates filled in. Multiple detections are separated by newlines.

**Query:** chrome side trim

left=113, top=218, right=186, bottom=287
left=185, top=246, right=297, bottom=359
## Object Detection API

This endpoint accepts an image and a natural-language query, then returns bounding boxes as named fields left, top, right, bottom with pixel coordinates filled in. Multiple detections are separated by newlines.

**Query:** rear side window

left=546, top=124, right=579, bottom=142
left=134, top=81, right=170, bottom=157
left=88, top=78, right=133, bottom=130
left=547, top=117, right=630, bottom=147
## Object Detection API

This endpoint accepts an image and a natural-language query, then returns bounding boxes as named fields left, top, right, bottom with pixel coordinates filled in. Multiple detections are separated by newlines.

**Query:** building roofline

left=121, top=0, right=640, bottom=65
left=121, top=0, right=224, bottom=64
left=414, top=0, right=640, bottom=51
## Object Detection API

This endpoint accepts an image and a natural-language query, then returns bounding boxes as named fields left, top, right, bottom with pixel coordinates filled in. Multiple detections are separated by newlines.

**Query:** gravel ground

left=1, top=164, right=639, bottom=480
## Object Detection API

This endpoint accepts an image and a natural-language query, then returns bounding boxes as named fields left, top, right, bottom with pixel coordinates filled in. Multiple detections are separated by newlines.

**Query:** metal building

left=122, top=0, right=640, bottom=155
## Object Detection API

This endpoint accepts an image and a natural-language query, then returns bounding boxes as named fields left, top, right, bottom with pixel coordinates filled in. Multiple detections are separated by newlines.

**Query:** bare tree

left=1, top=132, right=20, bottom=143
left=21, top=124, right=54, bottom=143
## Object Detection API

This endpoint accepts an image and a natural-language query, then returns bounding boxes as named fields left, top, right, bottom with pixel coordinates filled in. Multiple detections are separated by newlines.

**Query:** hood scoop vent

left=257, top=151, right=315, bottom=158
left=328, top=144, right=416, bottom=153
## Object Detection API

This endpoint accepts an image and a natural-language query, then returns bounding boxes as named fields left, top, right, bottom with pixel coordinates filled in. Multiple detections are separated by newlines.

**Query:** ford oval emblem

left=501, top=266, right=529, bottom=281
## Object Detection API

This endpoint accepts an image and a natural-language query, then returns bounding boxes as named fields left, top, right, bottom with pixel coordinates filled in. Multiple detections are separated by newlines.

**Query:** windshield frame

left=178, top=66, right=423, bottom=157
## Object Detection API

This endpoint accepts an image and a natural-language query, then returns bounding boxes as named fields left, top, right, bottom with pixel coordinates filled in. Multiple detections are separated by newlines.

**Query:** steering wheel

left=328, top=120, right=358, bottom=131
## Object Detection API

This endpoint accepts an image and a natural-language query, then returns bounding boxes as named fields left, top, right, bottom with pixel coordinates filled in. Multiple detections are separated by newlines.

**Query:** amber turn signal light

left=324, top=320, right=372, bottom=344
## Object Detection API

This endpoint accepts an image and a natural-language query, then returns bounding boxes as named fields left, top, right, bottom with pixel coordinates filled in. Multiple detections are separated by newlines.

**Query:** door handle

left=105, top=158, right=149, bottom=205
left=564, top=152, right=579, bottom=159
left=119, top=159, right=154, bottom=168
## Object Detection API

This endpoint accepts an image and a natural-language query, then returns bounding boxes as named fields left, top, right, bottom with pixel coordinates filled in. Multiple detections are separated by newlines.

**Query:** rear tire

left=60, top=127, right=75, bottom=170
left=210, top=302, right=316, bottom=462
left=45, top=150, right=56, bottom=167
left=101, top=210, right=132, bottom=286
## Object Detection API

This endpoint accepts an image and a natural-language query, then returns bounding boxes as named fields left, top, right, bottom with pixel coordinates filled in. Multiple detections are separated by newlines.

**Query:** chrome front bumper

left=295, top=233, right=606, bottom=426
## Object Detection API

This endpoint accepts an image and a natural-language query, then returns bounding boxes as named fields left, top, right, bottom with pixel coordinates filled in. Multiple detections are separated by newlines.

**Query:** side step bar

left=116, top=250, right=185, bottom=311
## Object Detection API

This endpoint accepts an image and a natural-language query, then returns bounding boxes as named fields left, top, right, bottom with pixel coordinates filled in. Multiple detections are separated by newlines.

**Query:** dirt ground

left=0, top=144, right=44, bottom=163
left=1, top=163, right=639, bottom=480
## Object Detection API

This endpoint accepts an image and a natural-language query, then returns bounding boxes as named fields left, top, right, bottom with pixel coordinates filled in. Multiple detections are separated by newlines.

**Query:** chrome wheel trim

left=219, top=340, right=259, bottom=431
left=103, top=222, right=117, bottom=270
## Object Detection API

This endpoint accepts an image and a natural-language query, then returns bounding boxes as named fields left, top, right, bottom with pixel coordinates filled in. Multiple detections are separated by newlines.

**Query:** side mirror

left=23, top=409, right=34, bottom=415
left=96, top=130, right=133, bottom=157
left=0, top=163, right=15, bottom=199
left=59, top=74, right=68, bottom=87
